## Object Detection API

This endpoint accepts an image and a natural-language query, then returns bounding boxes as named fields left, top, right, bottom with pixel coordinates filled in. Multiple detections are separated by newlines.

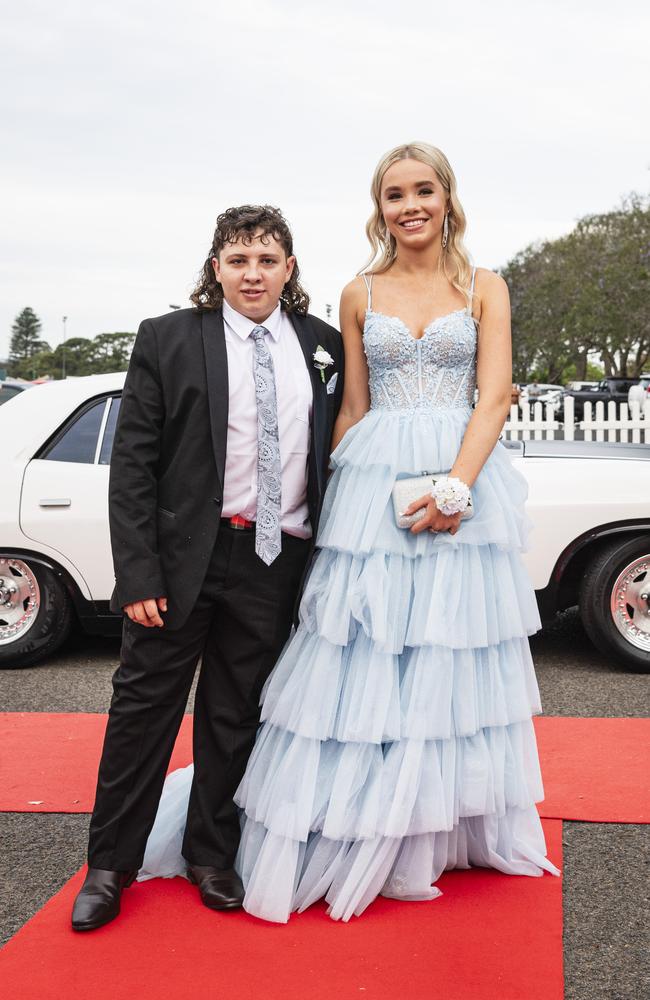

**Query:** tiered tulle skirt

left=139, top=406, right=560, bottom=921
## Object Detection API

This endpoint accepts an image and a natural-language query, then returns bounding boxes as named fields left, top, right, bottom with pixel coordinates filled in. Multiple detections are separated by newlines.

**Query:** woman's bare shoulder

left=474, top=267, right=509, bottom=296
left=340, top=274, right=370, bottom=307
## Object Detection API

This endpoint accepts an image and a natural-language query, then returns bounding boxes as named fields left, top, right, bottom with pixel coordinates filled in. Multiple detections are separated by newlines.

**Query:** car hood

left=502, top=439, right=650, bottom=461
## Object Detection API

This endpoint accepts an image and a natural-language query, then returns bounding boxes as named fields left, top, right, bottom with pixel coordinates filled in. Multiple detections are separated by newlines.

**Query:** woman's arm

left=330, top=278, right=371, bottom=451
left=407, top=268, right=513, bottom=535
left=448, top=269, right=513, bottom=487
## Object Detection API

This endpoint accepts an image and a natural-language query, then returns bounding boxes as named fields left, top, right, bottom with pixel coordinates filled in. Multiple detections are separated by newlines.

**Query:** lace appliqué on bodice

left=363, top=308, right=477, bottom=412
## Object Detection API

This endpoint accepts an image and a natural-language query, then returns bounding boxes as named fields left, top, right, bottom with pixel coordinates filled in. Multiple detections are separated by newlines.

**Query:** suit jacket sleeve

left=109, top=319, right=166, bottom=608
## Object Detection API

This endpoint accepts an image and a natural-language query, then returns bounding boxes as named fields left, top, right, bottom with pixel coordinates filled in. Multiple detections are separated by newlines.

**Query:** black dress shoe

left=186, top=865, right=244, bottom=910
left=71, top=867, right=137, bottom=931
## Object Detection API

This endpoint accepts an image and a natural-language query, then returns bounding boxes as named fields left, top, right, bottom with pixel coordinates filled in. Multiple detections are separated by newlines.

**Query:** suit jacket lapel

left=289, top=311, right=327, bottom=498
left=201, top=308, right=229, bottom=494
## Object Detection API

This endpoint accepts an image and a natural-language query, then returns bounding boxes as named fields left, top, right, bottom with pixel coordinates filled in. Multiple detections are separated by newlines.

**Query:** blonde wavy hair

left=361, top=141, right=474, bottom=308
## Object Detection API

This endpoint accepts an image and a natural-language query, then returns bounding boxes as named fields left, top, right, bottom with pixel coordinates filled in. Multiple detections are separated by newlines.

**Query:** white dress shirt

left=221, top=300, right=313, bottom=539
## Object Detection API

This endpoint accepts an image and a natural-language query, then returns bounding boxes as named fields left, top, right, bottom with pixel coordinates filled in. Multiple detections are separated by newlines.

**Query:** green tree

left=38, top=332, right=136, bottom=379
left=566, top=195, right=650, bottom=377
left=8, top=307, right=51, bottom=377
left=23, top=348, right=56, bottom=380
left=502, top=194, right=650, bottom=382
left=502, top=240, right=579, bottom=383
left=51, top=338, right=95, bottom=377
left=88, top=332, right=136, bottom=373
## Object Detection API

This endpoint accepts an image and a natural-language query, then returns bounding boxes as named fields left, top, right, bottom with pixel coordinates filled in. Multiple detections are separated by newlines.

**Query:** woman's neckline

left=365, top=307, right=470, bottom=342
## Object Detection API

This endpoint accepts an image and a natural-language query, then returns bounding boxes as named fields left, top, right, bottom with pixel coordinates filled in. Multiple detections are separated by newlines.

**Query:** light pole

left=62, top=316, right=68, bottom=379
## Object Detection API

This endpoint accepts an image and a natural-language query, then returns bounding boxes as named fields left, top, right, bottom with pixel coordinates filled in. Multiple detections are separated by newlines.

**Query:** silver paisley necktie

left=250, top=325, right=282, bottom=565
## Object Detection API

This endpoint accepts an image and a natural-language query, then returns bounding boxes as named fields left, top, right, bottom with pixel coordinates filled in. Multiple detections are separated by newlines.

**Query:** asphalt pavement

left=1, top=609, right=649, bottom=1000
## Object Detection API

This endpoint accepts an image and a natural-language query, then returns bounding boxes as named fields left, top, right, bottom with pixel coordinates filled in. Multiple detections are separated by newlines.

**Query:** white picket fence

left=503, top=396, right=650, bottom=443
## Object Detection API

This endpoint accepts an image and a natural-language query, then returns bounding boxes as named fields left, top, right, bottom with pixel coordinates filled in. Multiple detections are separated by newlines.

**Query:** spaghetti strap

left=467, top=266, right=476, bottom=316
left=361, top=273, right=373, bottom=311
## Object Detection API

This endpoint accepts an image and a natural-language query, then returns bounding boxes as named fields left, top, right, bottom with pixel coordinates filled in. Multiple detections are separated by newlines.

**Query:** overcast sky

left=1, top=0, right=648, bottom=360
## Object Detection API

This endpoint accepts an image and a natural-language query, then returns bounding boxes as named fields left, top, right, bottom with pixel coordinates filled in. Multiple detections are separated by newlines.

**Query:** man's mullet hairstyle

left=190, top=205, right=310, bottom=314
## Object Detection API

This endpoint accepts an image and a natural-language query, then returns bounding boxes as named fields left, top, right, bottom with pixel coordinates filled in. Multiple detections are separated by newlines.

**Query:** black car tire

left=0, top=559, right=73, bottom=669
left=579, top=536, right=650, bottom=673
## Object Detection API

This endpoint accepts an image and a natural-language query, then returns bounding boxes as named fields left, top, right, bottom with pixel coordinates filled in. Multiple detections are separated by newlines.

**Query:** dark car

left=561, top=376, right=640, bottom=421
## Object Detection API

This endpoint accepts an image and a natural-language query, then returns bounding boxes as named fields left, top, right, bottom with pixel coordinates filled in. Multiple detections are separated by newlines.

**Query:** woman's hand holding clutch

left=402, top=495, right=463, bottom=536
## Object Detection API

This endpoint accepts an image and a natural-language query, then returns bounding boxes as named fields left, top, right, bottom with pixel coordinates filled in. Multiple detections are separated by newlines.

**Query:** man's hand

left=403, top=495, right=463, bottom=536
left=124, top=597, right=168, bottom=628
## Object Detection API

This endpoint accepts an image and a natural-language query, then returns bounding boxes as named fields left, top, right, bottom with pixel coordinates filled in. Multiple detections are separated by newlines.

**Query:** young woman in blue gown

left=140, top=141, right=560, bottom=921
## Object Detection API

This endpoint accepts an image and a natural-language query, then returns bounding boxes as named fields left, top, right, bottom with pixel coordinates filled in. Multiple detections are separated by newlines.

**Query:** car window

left=43, top=399, right=107, bottom=464
left=98, top=396, right=122, bottom=465
left=0, top=385, right=22, bottom=405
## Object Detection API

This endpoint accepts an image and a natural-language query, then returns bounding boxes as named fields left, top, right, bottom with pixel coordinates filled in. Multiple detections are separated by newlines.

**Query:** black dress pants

left=87, top=524, right=311, bottom=872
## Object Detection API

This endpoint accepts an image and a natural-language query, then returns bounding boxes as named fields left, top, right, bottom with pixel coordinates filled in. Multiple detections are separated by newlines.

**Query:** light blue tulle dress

left=139, top=269, right=560, bottom=921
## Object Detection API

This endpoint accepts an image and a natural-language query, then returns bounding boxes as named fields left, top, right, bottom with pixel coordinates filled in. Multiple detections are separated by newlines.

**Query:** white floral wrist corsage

left=431, top=476, right=471, bottom=516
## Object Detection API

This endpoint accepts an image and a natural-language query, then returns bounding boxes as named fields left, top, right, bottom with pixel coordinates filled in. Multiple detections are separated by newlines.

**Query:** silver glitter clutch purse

left=392, top=472, right=474, bottom=528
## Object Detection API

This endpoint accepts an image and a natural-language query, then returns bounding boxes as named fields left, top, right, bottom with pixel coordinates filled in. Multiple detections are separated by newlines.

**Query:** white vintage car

left=1, top=374, right=649, bottom=672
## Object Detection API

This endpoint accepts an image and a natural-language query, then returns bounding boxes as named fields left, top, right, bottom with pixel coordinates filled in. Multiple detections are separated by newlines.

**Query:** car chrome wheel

left=0, top=558, right=41, bottom=645
left=610, top=556, right=650, bottom=652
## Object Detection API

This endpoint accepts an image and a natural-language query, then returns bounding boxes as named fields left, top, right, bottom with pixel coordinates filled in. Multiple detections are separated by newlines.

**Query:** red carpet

left=533, top=716, right=650, bottom=822
left=0, top=819, right=563, bottom=1000
left=1, top=712, right=648, bottom=822
left=0, top=713, right=192, bottom=813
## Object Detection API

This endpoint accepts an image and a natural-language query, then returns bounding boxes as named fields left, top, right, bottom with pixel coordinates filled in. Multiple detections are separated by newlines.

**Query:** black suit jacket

left=108, top=305, right=344, bottom=629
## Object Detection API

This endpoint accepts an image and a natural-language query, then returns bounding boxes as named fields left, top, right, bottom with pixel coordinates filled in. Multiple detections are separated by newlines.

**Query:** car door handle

left=39, top=499, right=72, bottom=507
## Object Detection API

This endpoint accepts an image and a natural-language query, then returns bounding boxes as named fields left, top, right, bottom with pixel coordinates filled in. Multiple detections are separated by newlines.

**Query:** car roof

left=0, top=372, right=127, bottom=461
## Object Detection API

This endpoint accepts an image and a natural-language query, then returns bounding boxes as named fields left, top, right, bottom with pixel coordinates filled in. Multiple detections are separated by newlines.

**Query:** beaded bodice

left=363, top=307, right=477, bottom=412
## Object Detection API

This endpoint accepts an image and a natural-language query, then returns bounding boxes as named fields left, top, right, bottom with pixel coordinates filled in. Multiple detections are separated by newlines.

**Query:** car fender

left=0, top=546, right=96, bottom=613
left=534, top=519, right=650, bottom=621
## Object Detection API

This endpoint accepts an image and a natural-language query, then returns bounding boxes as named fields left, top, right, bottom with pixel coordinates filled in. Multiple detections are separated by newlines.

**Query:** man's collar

left=222, top=299, right=282, bottom=342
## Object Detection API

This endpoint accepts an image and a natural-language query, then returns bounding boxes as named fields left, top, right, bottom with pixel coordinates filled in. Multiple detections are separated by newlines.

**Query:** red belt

left=223, top=514, right=255, bottom=530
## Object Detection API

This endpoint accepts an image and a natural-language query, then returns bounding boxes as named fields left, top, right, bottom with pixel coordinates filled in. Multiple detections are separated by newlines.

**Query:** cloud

left=1, top=0, right=649, bottom=355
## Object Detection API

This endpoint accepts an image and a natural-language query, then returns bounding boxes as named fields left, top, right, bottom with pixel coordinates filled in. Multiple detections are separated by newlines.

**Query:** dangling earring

left=442, top=212, right=449, bottom=249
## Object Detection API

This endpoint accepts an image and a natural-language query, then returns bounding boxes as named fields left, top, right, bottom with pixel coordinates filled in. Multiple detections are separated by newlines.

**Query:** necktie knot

left=250, top=325, right=269, bottom=342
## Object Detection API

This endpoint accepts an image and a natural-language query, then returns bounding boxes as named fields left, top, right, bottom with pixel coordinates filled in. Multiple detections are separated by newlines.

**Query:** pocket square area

left=326, top=372, right=338, bottom=394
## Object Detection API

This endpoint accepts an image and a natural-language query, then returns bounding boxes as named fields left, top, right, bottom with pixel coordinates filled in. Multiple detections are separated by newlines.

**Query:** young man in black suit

left=72, top=206, right=343, bottom=930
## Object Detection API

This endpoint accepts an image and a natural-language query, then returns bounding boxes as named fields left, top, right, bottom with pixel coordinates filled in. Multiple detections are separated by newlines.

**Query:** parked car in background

left=520, top=383, right=564, bottom=416
left=1, top=374, right=649, bottom=673
left=0, top=380, right=29, bottom=406
left=565, top=380, right=599, bottom=393
left=564, top=376, right=640, bottom=421
left=521, top=382, right=565, bottom=401
left=628, top=375, right=650, bottom=410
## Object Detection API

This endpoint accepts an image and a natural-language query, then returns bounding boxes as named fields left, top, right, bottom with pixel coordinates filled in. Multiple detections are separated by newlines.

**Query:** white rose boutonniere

left=313, top=345, right=334, bottom=383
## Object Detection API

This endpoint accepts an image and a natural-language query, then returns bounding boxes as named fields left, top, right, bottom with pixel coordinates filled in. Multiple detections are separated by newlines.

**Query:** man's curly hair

left=190, top=205, right=310, bottom=314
